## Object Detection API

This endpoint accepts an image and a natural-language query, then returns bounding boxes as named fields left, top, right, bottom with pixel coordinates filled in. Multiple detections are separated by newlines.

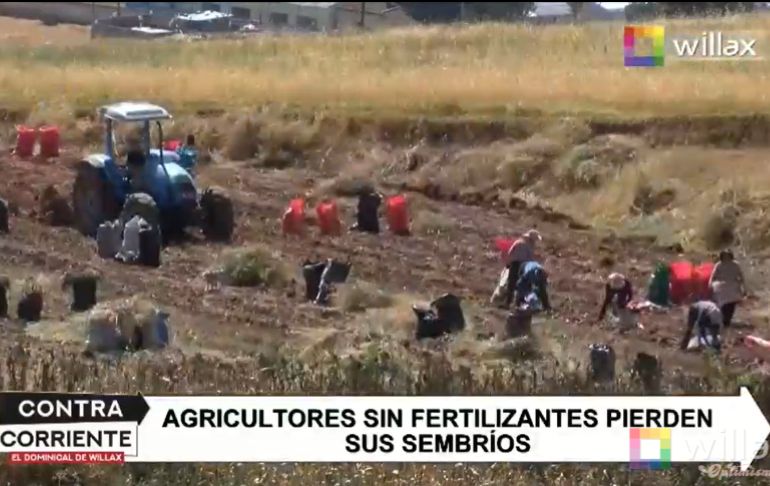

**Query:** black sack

left=432, top=293, right=465, bottom=332
left=323, top=260, right=352, bottom=284
left=633, top=352, right=661, bottom=390
left=17, top=291, right=43, bottom=322
left=414, top=293, right=465, bottom=339
left=0, top=286, right=7, bottom=318
left=355, top=192, right=381, bottom=234
left=70, top=276, right=97, bottom=312
left=414, top=306, right=449, bottom=339
left=589, top=343, right=616, bottom=382
left=302, top=261, right=327, bottom=302
left=138, top=225, right=162, bottom=268
left=314, top=260, right=353, bottom=305
left=0, top=198, right=8, bottom=234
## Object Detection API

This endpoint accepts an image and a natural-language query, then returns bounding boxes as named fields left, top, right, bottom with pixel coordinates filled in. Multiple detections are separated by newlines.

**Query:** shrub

left=557, top=135, right=645, bottom=190
left=701, top=205, right=738, bottom=250
left=412, top=209, right=455, bottom=235
left=221, top=245, right=291, bottom=288
left=224, top=115, right=261, bottom=161
left=317, top=175, right=375, bottom=198
left=340, top=281, right=394, bottom=313
left=497, top=154, right=548, bottom=192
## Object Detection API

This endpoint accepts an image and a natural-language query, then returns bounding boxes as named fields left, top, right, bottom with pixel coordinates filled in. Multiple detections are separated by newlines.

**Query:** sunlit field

left=0, top=15, right=769, bottom=116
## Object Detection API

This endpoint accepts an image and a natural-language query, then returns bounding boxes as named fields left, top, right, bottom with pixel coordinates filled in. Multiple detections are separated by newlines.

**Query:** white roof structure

left=100, top=102, right=171, bottom=122
left=130, top=26, right=174, bottom=34
left=528, top=2, right=573, bottom=17
left=174, top=10, right=232, bottom=22
left=289, top=2, right=338, bottom=8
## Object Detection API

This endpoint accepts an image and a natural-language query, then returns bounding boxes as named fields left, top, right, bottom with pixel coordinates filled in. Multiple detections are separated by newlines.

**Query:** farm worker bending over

left=680, top=300, right=723, bottom=353
left=708, top=249, right=746, bottom=328
left=504, top=229, right=542, bottom=307
left=514, top=260, right=551, bottom=311
left=598, top=273, right=633, bottom=321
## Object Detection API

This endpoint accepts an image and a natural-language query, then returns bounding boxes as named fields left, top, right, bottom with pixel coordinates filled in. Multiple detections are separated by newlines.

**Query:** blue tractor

left=72, top=102, right=234, bottom=242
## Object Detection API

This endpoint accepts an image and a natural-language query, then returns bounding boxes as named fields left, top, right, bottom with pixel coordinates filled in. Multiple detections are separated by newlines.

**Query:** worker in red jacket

left=504, top=229, right=541, bottom=307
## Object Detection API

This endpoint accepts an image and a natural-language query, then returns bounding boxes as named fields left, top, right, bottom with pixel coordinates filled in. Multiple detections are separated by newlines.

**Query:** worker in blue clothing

left=514, top=260, right=551, bottom=312
left=176, top=134, right=198, bottom=173
left=680, top=300, right=723, bottom=353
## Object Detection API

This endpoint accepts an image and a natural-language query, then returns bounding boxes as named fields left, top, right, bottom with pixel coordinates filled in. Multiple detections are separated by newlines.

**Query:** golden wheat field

left=0, top=15, right=769, bottom=115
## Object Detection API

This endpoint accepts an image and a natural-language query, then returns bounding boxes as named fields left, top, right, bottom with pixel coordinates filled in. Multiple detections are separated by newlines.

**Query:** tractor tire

left=72, top=162, right=120, bottom=237
left=120, top=193, right=161, bottom=233
left=200, top=186, right=234, bottom=243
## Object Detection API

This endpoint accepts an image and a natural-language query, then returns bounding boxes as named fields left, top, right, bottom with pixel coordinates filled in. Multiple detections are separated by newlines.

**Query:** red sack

left=669, top=261, right=694, bottom=305
left=282, top=198, right=306, bottom=235
left=15, top=125, right=36, bottom=158
left=316, top=200, right=342, bottom=236
left=163, top=139, right=182, bottom=151
left=386, top=194, right=410, bottom=235
left=494, top=238, right=515, bottom=260
left=692, top=262, right=715, bottom=301
left=38, top=125, right=60, bottom=158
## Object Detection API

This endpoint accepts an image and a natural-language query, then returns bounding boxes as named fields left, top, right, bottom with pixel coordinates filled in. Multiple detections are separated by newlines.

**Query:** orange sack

left=669, top=261, right=694, bottom=305
left=15, top=125, right=36, bottom=158
left=282, top=198, right=306, bottom=235
left=316, top=200, right=342, bottom=236
left=38, top=125, right=60, bottom=158
left=692, top=262, right=715, bottom=301
left=386, top=194, right=410, bottom=235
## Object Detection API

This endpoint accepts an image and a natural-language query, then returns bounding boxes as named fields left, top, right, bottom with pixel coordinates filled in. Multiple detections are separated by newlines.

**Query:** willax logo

left=624, top=25, right=665, bottom=67
left=624, top=25, right=759, bottom=67
left=630, top=428, right=671, bottom=470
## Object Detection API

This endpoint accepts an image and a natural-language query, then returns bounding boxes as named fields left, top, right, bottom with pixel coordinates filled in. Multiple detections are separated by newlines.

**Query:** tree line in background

left=625, top=2, right=756, bottom=21
left=395, top=2, right=758, bottom=23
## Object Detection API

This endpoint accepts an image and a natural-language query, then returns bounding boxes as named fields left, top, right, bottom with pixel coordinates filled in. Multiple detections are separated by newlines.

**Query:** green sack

left=647, top=262, right=670, bottom=306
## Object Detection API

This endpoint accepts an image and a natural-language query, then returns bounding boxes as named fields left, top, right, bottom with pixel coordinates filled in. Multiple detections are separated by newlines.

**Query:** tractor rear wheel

left=200, top=186, right=234, bottom=243
left=120, top=192, right=161, bottom=235
left=72, top=162, right=119, bottom=237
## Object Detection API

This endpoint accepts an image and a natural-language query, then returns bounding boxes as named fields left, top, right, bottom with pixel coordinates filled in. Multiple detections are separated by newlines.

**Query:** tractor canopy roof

left=99, top=102, right=172, bottom=122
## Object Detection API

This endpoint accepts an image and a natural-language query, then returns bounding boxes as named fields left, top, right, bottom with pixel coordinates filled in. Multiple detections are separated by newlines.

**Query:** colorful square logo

left=630, top=428, right=671, bottom=470
left=624, top=25, right=665, bottom=67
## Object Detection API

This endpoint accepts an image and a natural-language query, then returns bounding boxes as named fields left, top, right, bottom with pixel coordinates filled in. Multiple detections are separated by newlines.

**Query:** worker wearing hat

left=504, top=229, right=542, bottom=307
left=598, top=272, right=634, bottom=325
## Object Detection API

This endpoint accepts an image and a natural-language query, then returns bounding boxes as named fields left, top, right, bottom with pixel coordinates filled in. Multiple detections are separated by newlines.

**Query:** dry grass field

left=3, top=14, right=770, bottom=251
left=2, top=13, right=770, bottom=485
left=0, top=16, right=769, bottom=116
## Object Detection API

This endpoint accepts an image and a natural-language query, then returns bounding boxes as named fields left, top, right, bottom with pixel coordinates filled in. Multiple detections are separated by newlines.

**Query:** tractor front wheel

left=200, top=186, right=234, bottom=243
left=72, top=162, right=119, bottom=237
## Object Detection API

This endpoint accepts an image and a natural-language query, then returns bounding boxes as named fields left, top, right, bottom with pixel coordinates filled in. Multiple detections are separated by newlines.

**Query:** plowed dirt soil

left=0, top=143, right=767, bottom=373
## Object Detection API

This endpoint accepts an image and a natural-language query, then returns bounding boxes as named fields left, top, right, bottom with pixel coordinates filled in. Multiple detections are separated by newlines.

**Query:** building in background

left=579, top=2, right=626, bottom=21
left=0, top=2, right=121, bottom=25
left=0, top=2, right=413, bottom=31
left=527, top=2, right=625, bottom=23
left=125, top=2, right=414, bottom=31
left=526, top=2, right=573, bottom=23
